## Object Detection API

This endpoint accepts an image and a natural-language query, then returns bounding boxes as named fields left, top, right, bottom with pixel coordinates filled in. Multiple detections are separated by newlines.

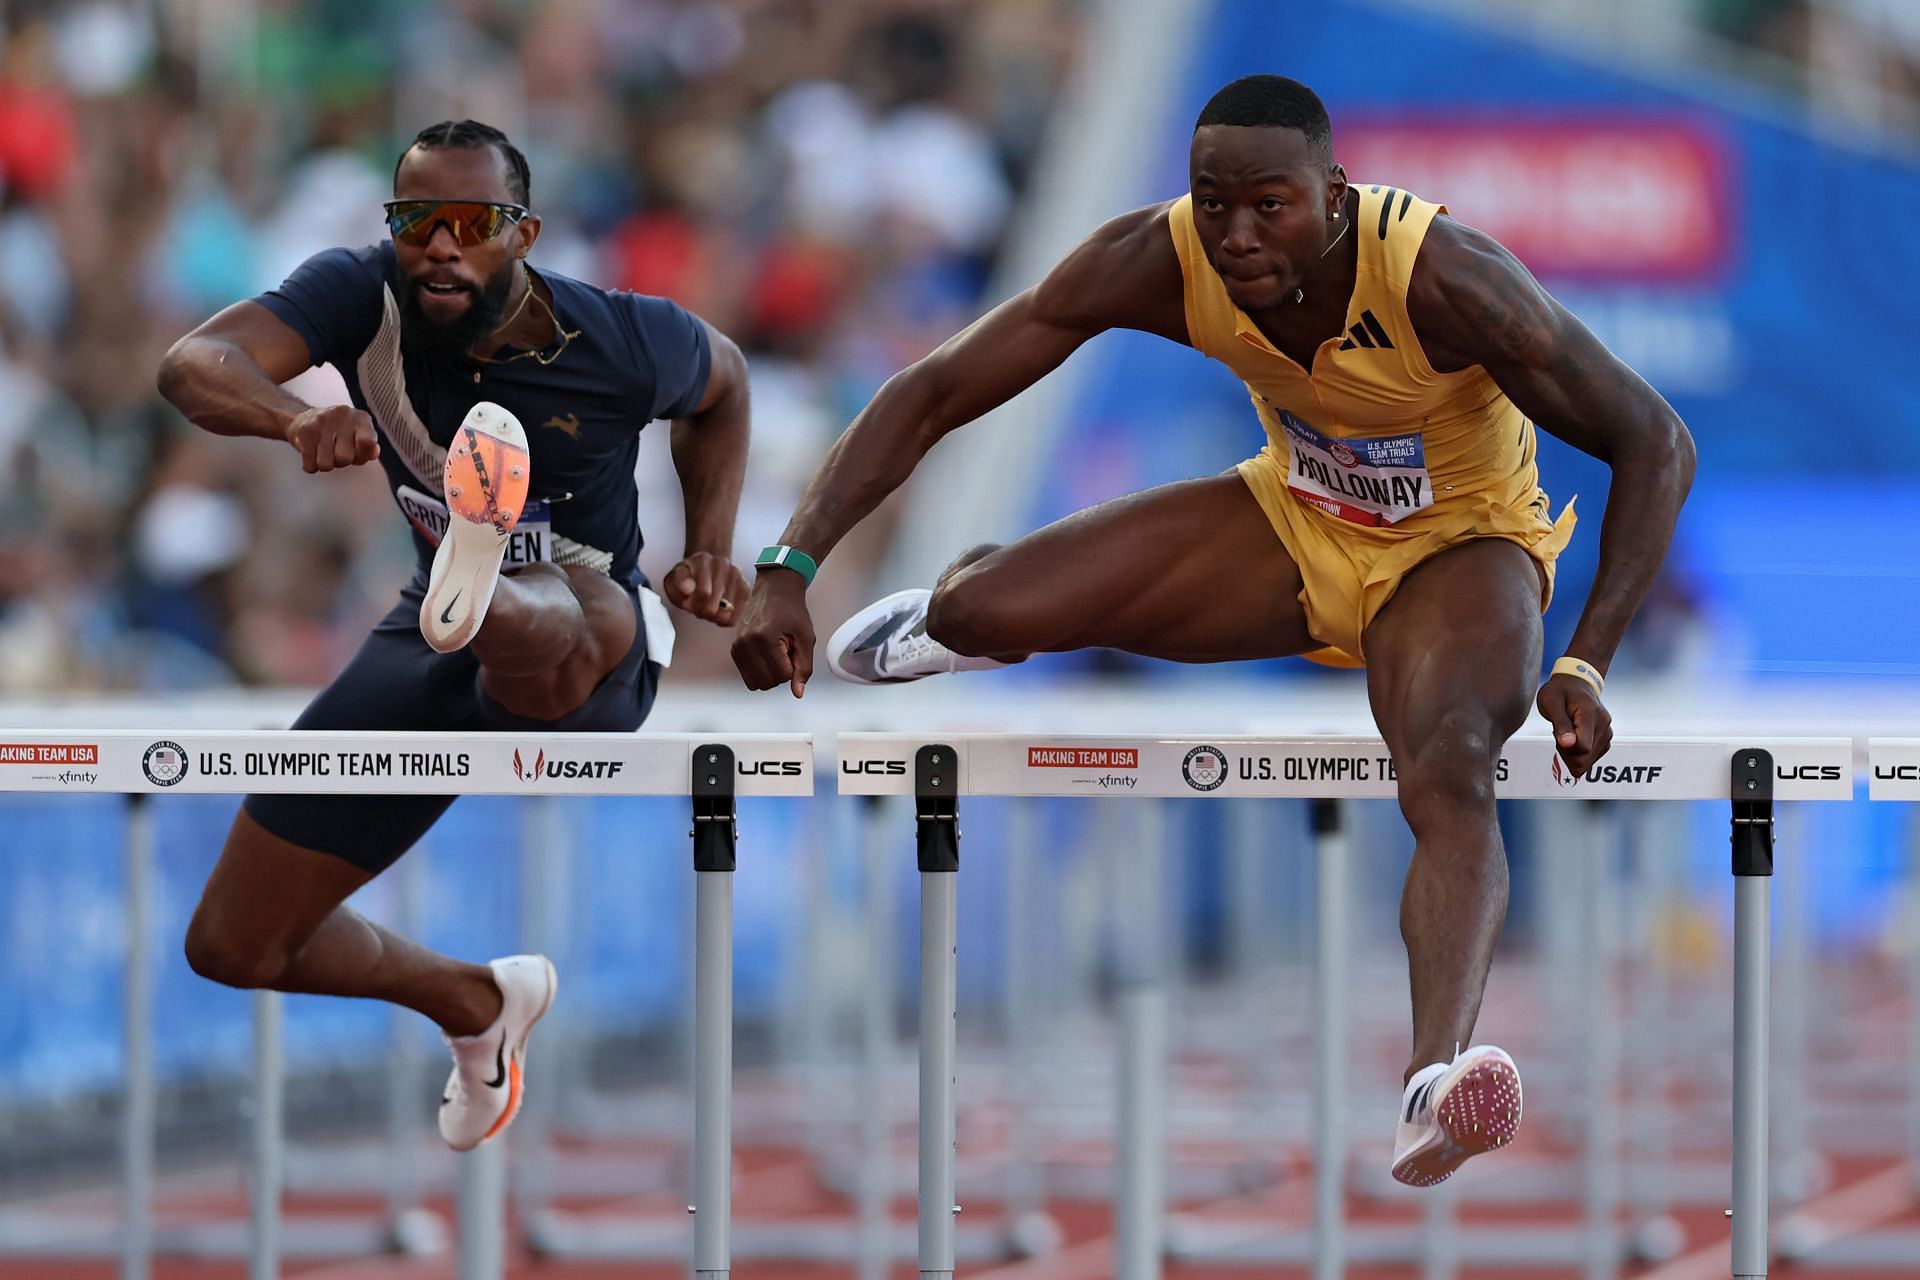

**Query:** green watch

left=755, top=544, right=819, bottom=584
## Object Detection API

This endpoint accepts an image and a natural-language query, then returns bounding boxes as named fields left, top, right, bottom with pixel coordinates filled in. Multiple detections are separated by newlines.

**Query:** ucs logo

left=1876, top=764, right=1920, bottom=782
left=1777, top=764, right=1843, bottom=782
left=739, top=760, right=803, bottom=776
left=842, top=759, right=908, bottom=775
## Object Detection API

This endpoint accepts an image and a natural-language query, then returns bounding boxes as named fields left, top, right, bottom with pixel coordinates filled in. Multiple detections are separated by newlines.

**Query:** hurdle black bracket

left=691, top=743, right=737, bottom=873
left=1309, top=796, right=1342, bottom=836
left=916, top=743, right=960, bottom=873
left=1730, top=747, right=1774, bottom=878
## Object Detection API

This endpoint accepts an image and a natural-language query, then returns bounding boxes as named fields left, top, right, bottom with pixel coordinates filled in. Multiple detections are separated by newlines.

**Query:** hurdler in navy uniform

left=157, top=119, right=753, bottom=1151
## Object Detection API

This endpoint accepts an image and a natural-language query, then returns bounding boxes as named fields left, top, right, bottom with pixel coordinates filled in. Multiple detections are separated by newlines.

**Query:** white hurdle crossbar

left=837, top=732, right=1855, bottom=1280
left=0, top=729, right=814, bottom=1280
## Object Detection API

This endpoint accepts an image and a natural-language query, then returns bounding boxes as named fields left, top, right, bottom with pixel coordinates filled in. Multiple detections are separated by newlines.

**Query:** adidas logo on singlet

left=1338, top=309, right=1395, bottom=351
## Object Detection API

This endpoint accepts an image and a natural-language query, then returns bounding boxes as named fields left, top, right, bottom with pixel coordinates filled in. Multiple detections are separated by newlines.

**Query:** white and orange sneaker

left=420, top=401, right=531, bottom=653
left=438, top=955, right=556, bottom=1152
left=1390, top=1044, right=1523, bottom=1187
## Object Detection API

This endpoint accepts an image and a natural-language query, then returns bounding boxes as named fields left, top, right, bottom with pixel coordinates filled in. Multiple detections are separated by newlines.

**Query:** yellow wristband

left=1551, top=656, right=1605, bottom=696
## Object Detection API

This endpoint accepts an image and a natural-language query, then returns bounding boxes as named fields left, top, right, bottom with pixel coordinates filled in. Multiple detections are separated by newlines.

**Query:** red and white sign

left=1028, top=746, right=1139, bottom=769
left=1339, top=116, right=1733, bottom=281
left=0, top=743, right=99, bottom=764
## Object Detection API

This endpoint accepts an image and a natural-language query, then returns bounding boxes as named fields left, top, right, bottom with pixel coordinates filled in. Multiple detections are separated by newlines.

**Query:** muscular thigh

left=479, top=565, right=640, bottom=719
left=961, top=472, right=1317, bottom=662
left=1364, top=539, right=1544, bottom=765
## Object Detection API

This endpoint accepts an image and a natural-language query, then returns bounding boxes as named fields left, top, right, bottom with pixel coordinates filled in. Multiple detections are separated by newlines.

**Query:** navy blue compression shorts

left=244, top=573, right=660, bottom=874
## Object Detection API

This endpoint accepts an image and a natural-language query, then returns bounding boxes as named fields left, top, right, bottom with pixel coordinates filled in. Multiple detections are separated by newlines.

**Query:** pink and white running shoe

left=1390, top=1044, right=1524, bottom=1188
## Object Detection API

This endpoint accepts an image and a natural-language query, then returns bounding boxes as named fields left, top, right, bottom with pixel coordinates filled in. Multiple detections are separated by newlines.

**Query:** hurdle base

left=0, top=1212, right=418, bottom=1259
left=526, top=1210, right=1025, bottom=1262
left=1167, top=1219, right=1625, bottom=1269
left=1779, top=1221, right=1920, bottom=1267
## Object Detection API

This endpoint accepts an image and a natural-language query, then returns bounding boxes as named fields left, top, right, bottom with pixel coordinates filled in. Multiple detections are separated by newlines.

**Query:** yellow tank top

left=1168, top=186, right=1552, bottom=534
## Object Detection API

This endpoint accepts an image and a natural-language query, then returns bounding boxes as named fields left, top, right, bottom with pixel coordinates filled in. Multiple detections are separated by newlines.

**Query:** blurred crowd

left=1705, top=0, right=1920, bottom=130
left=0, top=0, right=1079, bottom=694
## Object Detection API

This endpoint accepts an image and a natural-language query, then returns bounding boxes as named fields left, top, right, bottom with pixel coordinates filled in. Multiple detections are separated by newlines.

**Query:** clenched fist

left=286, top=405, right=380, bottom=473
left=663, top=552, right=752, bottom=626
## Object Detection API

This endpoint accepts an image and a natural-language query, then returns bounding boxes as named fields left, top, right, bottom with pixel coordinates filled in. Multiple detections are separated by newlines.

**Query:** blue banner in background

left=1035, top=0, right=1920, bottom=677
left=0, top=794, right=811, bottom=1104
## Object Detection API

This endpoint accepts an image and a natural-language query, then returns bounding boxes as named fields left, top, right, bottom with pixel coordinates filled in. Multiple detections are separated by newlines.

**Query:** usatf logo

left=512, top=748, right=546, bottom=785
left=1181, top=745, right=1228, bottom=792
left=513, top=747, right=626, bottom=783
left=1557, top=757, right=1666, bottom=787
left=142, top=741, right=188, bottom=787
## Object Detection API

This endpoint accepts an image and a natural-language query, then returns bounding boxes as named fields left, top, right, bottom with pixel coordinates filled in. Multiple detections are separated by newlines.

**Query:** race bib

left=396, top=484, right=554, bottom=566
left=1279, top=411, right=1433, bottom=528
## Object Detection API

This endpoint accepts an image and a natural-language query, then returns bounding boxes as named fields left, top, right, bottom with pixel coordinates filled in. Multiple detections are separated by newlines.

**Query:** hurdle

left=837, top=731, right=1854, bottom=1280
left=0, top=728, right=813, bottom=1280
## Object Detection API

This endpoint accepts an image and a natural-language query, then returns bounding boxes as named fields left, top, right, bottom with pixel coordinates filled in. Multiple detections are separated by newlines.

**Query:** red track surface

left=8, top=1145, right=1920, bottom=1280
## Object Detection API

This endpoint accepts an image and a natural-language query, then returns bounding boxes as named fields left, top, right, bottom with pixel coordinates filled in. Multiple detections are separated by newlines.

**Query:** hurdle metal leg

left=1116, top=799, right=1170, bottom=1280
left=692, top=745, right=737, bottom=1279
left=917, top=746, right=960, bottom=1280
left=122, top=794, right=154, bottom=1280
left=1311, top=798, right=1349, bottom=1280
left=455, top=1141, right=506, bottom=1280
left=1731, top=749, right=1776, bottom=1280
left=249, top=990, right=284, bottom=1280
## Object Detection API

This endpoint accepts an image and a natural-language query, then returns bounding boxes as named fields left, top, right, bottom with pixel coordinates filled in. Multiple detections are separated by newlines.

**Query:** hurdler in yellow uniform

left=1168, top=184, right=1576, bottom=666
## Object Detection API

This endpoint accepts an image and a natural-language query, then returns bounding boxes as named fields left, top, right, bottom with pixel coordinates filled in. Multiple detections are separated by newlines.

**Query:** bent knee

left=927, top=567, right=1015, bottom=656
left=183, top=913, right=287, bottom=990
left=1395, top=716, right=1507, bottom=824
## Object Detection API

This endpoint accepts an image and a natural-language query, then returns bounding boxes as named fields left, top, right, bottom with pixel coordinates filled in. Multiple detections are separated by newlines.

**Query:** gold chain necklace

left=472, top=274, right=581, bottom=368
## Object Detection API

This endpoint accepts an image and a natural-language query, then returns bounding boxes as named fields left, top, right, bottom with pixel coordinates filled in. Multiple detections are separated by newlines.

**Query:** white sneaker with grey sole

left=825, top=587, right=1009, bottom=684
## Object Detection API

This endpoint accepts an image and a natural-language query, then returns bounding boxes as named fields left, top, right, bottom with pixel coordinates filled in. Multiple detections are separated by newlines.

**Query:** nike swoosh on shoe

left=484, top=1035, right=507, bottom=1090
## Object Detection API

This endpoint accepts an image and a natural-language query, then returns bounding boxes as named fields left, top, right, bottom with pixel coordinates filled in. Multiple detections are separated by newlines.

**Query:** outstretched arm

left=1408, top=218, right=1696, bottom=771
left=732, top=202, right=1189, bottom=695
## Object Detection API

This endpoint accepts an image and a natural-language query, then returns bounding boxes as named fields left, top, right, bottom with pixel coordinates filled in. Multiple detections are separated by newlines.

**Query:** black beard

left=399, top=264, right=514, bottom=357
